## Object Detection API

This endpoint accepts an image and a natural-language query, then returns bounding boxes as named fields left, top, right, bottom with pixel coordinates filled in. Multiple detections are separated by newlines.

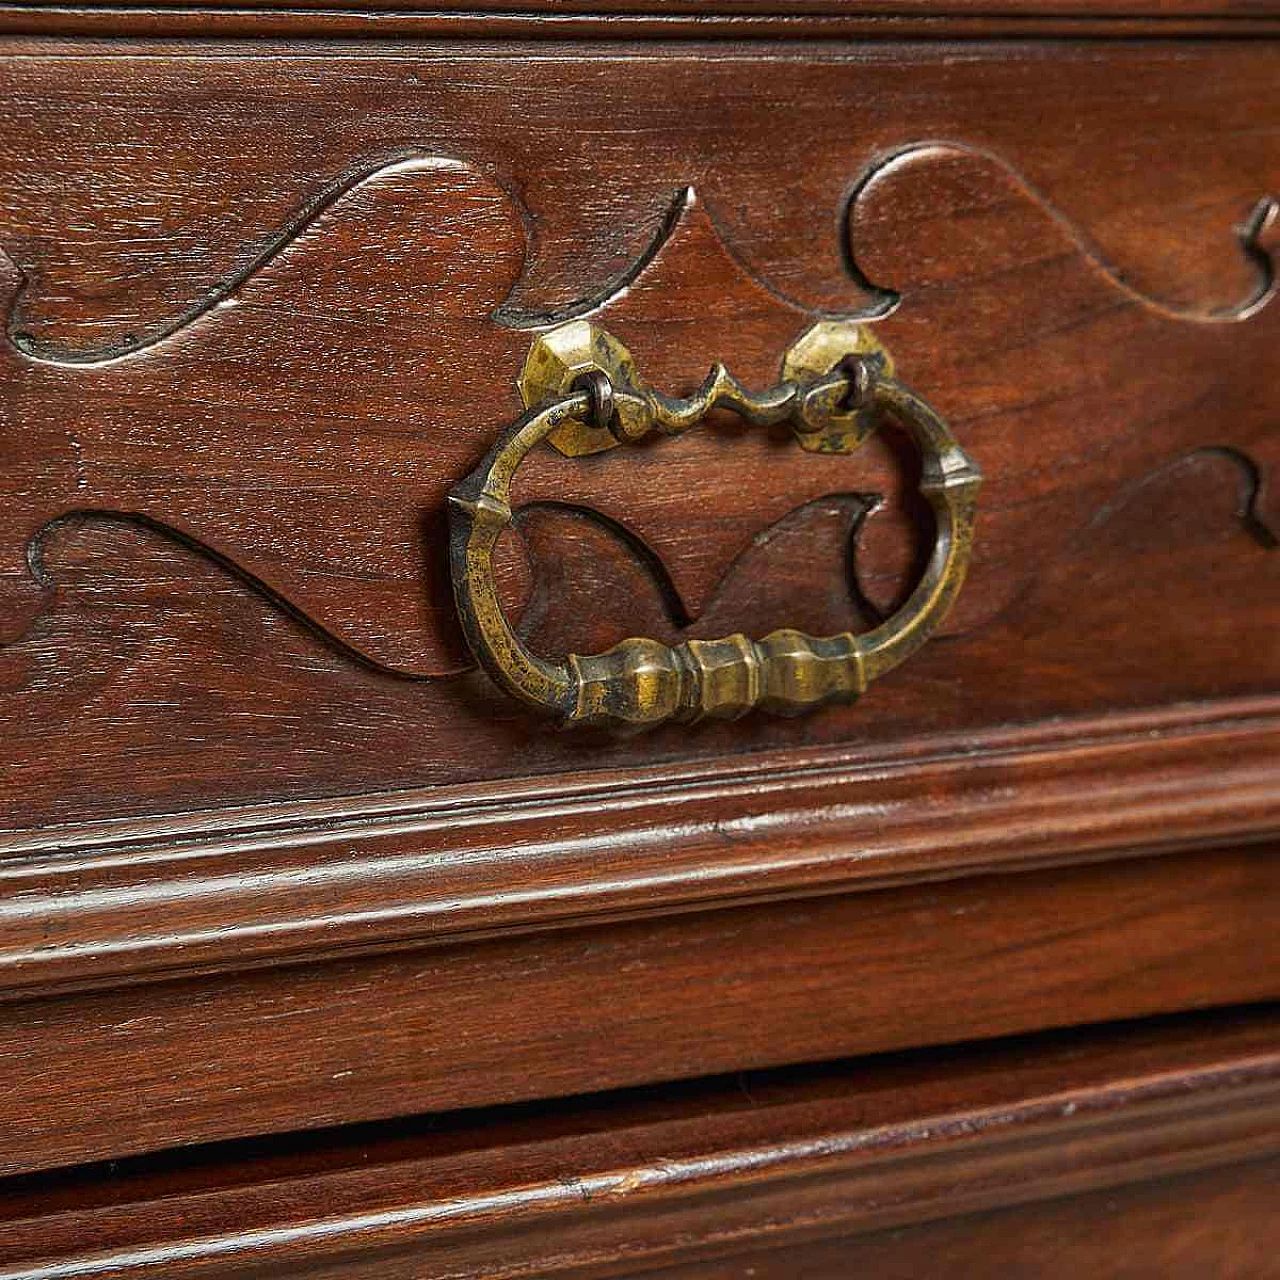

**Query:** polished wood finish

left=646, top=1162, right=1280, bottom=1279
left=1, top=8, right=1278, bottom=1272
left=3, top=1008, right=1280, bottom=1278
left=6, top=6, right=1280, bottom=39
left=3, top=843, right=1279, bottom=1178
left=3, top=702, right=1278, bottom=996
left=0, top=41, right=1277, bottom=827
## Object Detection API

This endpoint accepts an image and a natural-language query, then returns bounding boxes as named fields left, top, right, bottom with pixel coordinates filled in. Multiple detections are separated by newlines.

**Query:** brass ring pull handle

left=448, top=320, right=981, bottom=731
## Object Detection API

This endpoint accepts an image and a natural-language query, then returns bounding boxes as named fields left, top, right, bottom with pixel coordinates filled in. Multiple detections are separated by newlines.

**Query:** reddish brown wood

left=4, top=441, right=1277, bottom=827
left=1, top=703, right=1278, bottom=997
left=5, top=6, right=1280, bottom=40
left=0, top=26, right=1278, bottom=1273
left=0, top=40, right=1277, bottom=826
left=642, top=1161, right=1280, bottom=1279
left=20, top=0, right=1280, bottom=13
left=1, top=844, right=1279, bottom=1178
left=2, top=1008, right=1280, bottom=1278
left=2, top=45, right=1272, bottom=343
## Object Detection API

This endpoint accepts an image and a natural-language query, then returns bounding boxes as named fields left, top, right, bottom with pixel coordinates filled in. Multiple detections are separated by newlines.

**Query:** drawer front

left=1, top=37, right=1280, bottom=1175
left=3, top=1008, right=1280, bottom=1278
left=2, top=842, right=1280, bottom=1176
left=0, top=39, right=1277, bottom=826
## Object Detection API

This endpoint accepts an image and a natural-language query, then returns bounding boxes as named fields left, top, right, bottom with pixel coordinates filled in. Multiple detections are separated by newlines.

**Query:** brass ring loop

left=448, top=322, right=981, bottom=731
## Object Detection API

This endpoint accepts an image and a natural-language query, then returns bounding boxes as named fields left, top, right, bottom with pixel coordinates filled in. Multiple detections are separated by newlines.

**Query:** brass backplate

left=521, top=318, right=895, bottom=458
left=519, top=320, right=641, bottom=457
left=782, top=321, right=895, bottom=453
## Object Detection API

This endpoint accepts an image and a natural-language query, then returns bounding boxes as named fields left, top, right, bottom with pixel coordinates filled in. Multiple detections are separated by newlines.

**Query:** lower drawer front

left=3, top=1007, right=1279, bottom=1279
left=4, top=843, right=1280, bottom=1178
left=647, top=1161, right=1280, bottom=1280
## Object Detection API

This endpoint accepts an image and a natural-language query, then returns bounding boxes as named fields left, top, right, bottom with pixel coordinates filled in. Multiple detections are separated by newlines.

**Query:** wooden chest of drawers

left=0, top=3, right=1278, bottom=1273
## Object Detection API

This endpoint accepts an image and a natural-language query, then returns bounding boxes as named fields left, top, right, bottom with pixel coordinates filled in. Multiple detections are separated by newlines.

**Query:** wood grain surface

left=2, top=33, right=1279, bottom=1242
left=2, top=1006, right=1279, bottom=1278
left=2, top=701, right=1279, bottom=997
left=641, top=1160, right=1280, bottom=1279
left=1, top=842, right=1279, bottom=1177
left=0, top=41, right=1277, bottom=829
left=5, top=5, right=1280, bottom=39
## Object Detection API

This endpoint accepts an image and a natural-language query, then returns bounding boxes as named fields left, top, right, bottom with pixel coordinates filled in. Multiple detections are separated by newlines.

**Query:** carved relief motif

left=0, top=145, right=1277, bottom=684
left=4, top=444, right=1275, bottom=830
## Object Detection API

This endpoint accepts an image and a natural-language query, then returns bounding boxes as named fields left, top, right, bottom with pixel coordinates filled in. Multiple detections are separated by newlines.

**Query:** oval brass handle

left=448, top=320, right=981, bottom=731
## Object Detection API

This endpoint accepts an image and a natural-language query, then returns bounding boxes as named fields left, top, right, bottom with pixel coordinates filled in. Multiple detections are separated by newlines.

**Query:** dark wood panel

left=1, top=844, right=1278, bottom=1177
left=5, top=472, right=1279, bottom=829
left=3, top=1007, right=1280, bottom=1278
left=2, top=703, right=1278, bottom=997
left=642, top=1160, right=1280, bottom=1280
left=5, top=7, right=1280, bottom=39
left=0, top=25, right=1275, bottom=1277
left=23, top=0, right=1280, bottom=14
left=0, top=42, right=1277, bottom=828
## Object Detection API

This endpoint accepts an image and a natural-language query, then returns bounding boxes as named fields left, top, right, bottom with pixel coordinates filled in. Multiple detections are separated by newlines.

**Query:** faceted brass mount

left=448, top=320, right=981, bottom=732
left=518, top=318, right=895, bottom=458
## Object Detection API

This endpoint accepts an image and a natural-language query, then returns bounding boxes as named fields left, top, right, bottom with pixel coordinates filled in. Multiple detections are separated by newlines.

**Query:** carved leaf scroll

left=1, top=158, right=529, bottom=675
left=0, top=143, right=1276, bottom=681
left=0, top=166, right=932, bottom=675
left=4, top=445, right=1275, bottom=832
left=843, top=144, right=1280, bottom=638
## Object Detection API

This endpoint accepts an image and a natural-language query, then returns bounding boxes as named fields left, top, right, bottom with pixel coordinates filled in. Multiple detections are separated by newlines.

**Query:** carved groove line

left=5, top=152, right=483, bottom=368
left=969, top=444, right=1278, bottom=638
left=1, top=145, right=1276, bottom=679
left=493, top=185, right=884, bottom=329
left=844, top=141, right=1278, bottom=324
left=21, top=493, right=881, bottom=683
left=8, top=141, right=1273, bottom=368
left=10, top=448, right=1275, bottom=698
left=24, top=511, right=436, bottom=680
left=511, top=493, right=881, bottom=643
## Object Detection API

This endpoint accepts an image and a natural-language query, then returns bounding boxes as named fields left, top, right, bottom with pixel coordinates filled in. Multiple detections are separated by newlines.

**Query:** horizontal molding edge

left=3, top=1010, right=1280, bottom=1278
left=2, top=698, right=1280, bottom=997
left=4, top=8, right=1280, bottom=39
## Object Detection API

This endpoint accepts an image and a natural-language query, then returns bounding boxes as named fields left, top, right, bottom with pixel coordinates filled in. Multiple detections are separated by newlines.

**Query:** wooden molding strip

left=3, top=1008, right=1280, bottom=1278
left=4, top=838, right=1280, bottom=1176
left=3, top=699, right=1280, bottom=997
left=3, top=6, right=1280, bottom=38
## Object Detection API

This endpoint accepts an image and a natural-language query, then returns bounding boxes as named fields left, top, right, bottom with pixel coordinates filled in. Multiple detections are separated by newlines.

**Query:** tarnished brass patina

left=517, top=318, right=895, bottom=458
left=449, top=320, right=981, bottom=731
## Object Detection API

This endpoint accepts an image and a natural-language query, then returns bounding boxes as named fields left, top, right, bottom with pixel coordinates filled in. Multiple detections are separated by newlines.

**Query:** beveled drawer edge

left=3, top=696, right=1280, bottom=1000
left=4, top=1009, right=1280, bottom=1280
left=5, top=8, right=1280, bottom=40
